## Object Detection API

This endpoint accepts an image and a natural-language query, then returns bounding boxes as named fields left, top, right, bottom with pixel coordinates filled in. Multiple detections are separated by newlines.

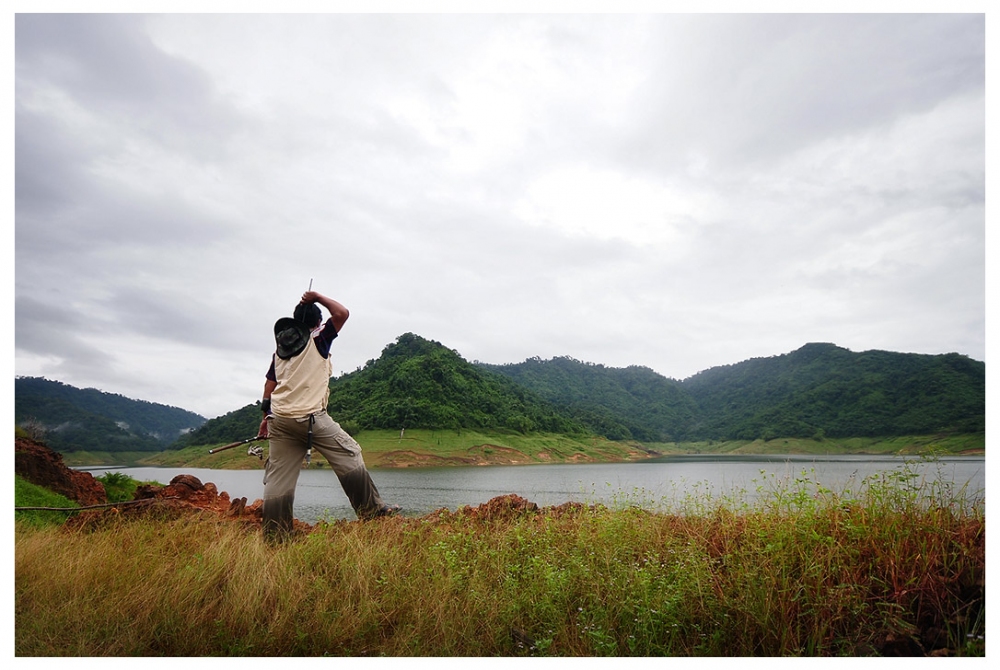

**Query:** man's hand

left=257, top=417, right=269, bottom=439
left=300, top=290, right=350, bottom=332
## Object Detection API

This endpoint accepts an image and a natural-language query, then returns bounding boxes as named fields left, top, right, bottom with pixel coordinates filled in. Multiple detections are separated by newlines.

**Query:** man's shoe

left=376, top=504, right=402, bottom=517
left=360, top=504, right=402, bottom=521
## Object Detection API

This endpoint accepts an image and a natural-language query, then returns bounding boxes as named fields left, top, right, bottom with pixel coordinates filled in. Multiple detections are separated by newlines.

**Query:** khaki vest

left=271, top=336, right=332, bottom=418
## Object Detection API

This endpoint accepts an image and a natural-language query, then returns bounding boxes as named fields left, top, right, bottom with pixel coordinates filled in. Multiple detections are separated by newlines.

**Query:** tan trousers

left=262, top=413, right=386, bottom=535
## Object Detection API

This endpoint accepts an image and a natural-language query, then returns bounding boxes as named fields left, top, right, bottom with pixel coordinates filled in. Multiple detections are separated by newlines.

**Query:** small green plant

left=96, top=471, right=142, bottom=503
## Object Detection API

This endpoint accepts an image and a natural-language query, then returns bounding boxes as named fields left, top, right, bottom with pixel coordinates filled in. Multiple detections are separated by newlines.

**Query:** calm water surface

left=86, top=454, right=985, bottom=525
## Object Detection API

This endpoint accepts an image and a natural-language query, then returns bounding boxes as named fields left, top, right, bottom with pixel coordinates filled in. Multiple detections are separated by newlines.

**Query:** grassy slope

left=14, top=476, right=80, bottom=527
left=56, top=450, right=155, bottom=467
left=131, top=430, right=653, bottom=469
left=84, top=430, right=987, bottom=470
left=644, top=433, right=985, bottom=456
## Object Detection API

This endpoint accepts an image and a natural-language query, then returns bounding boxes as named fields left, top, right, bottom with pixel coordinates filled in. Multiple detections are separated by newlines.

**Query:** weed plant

left=15, top=461, right=984, bottom=656
left=94, top=471, right=148, bottom=503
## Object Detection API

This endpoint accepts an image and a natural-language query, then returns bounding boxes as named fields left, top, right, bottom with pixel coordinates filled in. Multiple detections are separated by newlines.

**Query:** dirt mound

left=428, top=496, right=604, bottom=523
left=453, top=493, right=539, bottom=520
left=15, top=437, right=107, bottom=506
left=134, top=473, right=265, bottom=520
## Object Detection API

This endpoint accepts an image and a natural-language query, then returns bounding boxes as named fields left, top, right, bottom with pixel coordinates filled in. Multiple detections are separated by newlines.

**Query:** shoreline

left=61, top=431, right=986, bottom=470
left=71, top=449, right=986, bottom=472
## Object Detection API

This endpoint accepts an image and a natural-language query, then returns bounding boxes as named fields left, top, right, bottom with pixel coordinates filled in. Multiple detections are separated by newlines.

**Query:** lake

left=84, top=454, right=985, bottom=525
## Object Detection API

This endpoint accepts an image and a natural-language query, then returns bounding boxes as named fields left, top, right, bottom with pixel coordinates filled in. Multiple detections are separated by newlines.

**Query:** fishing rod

left=208, top=436, right=266, bottom=458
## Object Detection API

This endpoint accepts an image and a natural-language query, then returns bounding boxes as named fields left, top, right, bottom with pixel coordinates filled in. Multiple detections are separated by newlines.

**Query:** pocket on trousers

left=332, top=425, right=362, bottom=456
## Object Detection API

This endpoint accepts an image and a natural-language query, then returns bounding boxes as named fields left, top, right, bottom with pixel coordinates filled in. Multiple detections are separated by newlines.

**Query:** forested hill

left=17, top=336, right=984, bottom=454
left=679, top=343, right=985, bottom=440
left=478, top=358, right=698, bottom=442
left=173, top=333, right=586, bottom=449
left=14, top=377, right=206, bottom=453
left=170, top=402, right=264, bottom=450
left=484, top=343, right=984, bottom=442
left=324, top=333, right=584, bottom=434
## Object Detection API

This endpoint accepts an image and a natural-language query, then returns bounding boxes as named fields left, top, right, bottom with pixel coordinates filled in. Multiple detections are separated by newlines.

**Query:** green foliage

left=486, top=343, right=984, bottom=442
left=95, top=471, right=143, bottom=503
left=171, top=403, right=262, bottom=450
left=681, top=344, right=985, bottom=440
left=14, top=377, right=205, bottom=453
left=14, top=475, right=78, bottom=527
left=481, top=357, right=698, bottom=441
left=18, top=339, right=985, bottom=453
left=326, top=333, right=586, bottom=434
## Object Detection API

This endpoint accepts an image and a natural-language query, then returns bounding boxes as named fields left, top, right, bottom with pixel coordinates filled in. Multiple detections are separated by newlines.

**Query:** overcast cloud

left=13, top=11, right=986, bottom=419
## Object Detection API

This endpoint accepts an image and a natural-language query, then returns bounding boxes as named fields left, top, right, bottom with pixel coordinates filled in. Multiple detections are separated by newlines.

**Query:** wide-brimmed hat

left=274, top=317, right=310, bottom=359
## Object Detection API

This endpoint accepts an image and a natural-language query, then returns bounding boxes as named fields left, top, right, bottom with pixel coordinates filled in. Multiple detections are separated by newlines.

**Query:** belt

left=274, top=411, right=324, bottom=450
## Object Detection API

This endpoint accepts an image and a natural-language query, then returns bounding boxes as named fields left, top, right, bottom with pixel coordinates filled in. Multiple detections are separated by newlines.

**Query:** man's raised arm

left=301, top=291, right=349, bottom=332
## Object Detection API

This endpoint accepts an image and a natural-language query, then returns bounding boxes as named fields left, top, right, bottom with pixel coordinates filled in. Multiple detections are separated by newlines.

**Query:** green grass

left=126, top=429, right=651, bottom=469
left=52, top=450, right=155, bottom=467
left=356, top=429, right=649, bottom=465
left=15, top=463, right=985, bottom=656
left=72, top=430, right=983, bottom=470
left=642, top=433, right=984, bottom=457
left=14, top=476, right=79, bottom=528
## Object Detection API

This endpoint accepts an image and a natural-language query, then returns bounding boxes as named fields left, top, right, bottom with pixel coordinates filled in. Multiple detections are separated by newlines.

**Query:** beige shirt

left=270, top=332, right=332, bottom=418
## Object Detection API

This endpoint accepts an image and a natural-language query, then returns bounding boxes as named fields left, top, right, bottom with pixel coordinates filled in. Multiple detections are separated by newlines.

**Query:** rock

left=14, top=437, right=107, bottom=506
left=228, top=497, right=248, bottom=517
left=134, top=476, right=263, bottom=521
left=169, top=474, right=204, bottom=492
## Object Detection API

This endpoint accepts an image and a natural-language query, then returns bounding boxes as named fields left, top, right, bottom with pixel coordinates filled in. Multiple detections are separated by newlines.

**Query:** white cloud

left=13, top=13, right=986, bottom=418
left=514, top=165, right=706, bottom=252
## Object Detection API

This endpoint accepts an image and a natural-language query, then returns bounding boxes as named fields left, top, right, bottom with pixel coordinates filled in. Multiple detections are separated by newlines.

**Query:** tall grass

left=15, top=462, right=984, bottom=656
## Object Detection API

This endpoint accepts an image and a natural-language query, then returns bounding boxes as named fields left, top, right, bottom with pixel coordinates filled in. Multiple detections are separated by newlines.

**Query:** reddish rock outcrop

left=133, top=473, right=266, bottom=523
left=15, top=437, right=107, bottom=506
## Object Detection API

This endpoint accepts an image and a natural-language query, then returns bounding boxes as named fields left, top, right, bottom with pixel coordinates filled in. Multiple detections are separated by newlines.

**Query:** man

left=257, top=290, right=398, bottom=538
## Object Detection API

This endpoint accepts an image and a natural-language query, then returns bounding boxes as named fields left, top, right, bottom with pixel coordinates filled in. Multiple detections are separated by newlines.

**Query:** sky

left=11, top=6, right=989, bottom=420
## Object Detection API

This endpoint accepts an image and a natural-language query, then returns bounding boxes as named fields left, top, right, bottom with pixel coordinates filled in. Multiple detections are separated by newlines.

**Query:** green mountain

left=325, top=333, right=585, bottom=434
left=173, top=333, right=587, bottom=449
left=14, top=377, right=206, bottom=453
left=479, top=357, right=698, bottom=442
left=485, top=343, right=984, bottom=442
left=680, top=343, right=985, bottom=440
left=170, top=403, right=262, bottom=450
left=17, top=337, right=985, bottom=454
